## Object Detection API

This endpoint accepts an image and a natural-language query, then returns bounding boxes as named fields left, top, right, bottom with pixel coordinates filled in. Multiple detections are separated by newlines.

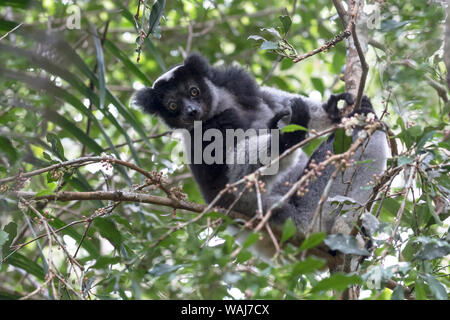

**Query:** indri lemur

left=133, top=53, right=388, bottom=259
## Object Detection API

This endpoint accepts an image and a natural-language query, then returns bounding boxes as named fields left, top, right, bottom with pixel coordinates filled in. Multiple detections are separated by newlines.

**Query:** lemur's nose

left=187, top=107, right=199, bottom=118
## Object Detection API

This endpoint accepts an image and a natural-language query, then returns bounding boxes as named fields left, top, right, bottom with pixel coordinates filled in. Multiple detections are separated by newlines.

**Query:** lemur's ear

left=132, top=87, right=159, bottom=114
left=184, top=53, right=211, bottom=77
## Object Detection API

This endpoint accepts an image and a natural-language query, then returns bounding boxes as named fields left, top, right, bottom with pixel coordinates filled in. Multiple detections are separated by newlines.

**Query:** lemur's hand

left=354, top=95, right=376, bottom=114
left=267, top=109, right=291, bottom=129
left=343, top=95, right=378, bottom=120
left=323, top=93, right=354, bottom=123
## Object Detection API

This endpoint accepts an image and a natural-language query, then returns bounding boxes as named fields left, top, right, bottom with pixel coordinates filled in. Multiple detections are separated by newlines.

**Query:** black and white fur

left=133, top=53, right=388, bottom=261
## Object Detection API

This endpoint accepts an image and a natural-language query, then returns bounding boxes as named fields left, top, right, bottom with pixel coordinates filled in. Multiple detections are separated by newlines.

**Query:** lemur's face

left=156, top=76, right=212, bottom=129
left=133, top=54, right=213, bottom=129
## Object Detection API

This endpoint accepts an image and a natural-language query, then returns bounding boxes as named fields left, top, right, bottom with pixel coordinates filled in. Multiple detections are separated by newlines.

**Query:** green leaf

left=6, top=252, right=45, bottom=281
left=425, top=275, right=447, bottom=300
left=382, top=198, right=400, bottom=217
left=94, top=218, right=123, bottom=251
left=44, top=110, right=104, bottom=154
left=298, top=232, right=326, bottom=252
left=391, top=286, right=405, bottom=300
left=333, top=128, right=352, bottom=154
left=223, top=234, right=235, bottom=254
left=380, top=19, right=412, bottom=32
left=149, top=263, right=182, bottom=277
left=46, top=133, right=65, bottom=160
left=414, top=237, right=450, bottom=260
left=148, top=0, right=166, bottom=36
left=311, top=77, right=325, bottom=95
left=398, top=156, right=414, bottom=166
left=91, top=256, right=121, bottom=269
left=280, top=218, right=296, bottom=245
left=331, top=51, right=345, bottom=74
left=260, top=41, right=279, bottom=51
left=426, top=195, right=442, bottom=226
left=311, top=273, right=362, bottom=293
left=0, top=19, right=20, bottom=32
left=2, top=222, right=17, bottom=259
left=261, top=27, right=282, bottom=39
left=248, top=35, right=266, bottom=42
left=324, top=234, right=370, bottom=256
left=91, top=24, right=106, bottom=110
left=34, top=182, right=57, bottom=197
left=279, top=15, right=292, bottom=35
left=0, top=0, right=35, bottom=9
left=103, top=39, right=152, bottom=86
left=281, top=124, right=308, bottom=133
left=401, top=240, right=419, bottom=261
left=414, top=279, right=427, bottom=300
left=291, top=257, right=325, bottom=276
left=417, top=130, right=437, bottom=151
left=303, top=136, right=327, bottom=157
left=0, top=136, right=18, bottom=164
left=242, top=232, right=260, bottom=249
left=0, top=230, right=8, bottom=265
left=0, top=291, right=21, bottom=299
left=42, top=152, right=54, bottom=162
left=115, top=2, right=166, bottom=70
left=407, top=125, right=422, bottom=137
left=236, top=250, right=252, bottom=263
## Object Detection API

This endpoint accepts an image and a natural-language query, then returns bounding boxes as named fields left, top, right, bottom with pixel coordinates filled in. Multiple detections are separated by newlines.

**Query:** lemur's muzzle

left=186, top=105, right=200, bottom=119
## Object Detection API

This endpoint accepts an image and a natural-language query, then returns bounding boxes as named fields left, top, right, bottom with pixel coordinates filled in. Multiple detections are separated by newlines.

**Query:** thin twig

left=0, top=23, right=23, bottom=41
left=22, top=199, right=84, bottom=271
left=379, top=163, right=417, bottom=260
left=283, top=0, right=358, bottom=63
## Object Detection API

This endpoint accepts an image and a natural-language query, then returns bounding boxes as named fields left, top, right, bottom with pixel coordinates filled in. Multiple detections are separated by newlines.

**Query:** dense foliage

left=0, top=0, right=448, bottom=300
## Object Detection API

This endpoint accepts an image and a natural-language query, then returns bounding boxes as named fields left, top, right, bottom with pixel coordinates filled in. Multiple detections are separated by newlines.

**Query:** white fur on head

left=152, top=65, right=183, bottom=88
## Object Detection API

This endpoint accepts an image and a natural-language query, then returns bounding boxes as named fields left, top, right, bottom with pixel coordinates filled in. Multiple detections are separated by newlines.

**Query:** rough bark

left=344, top=1, right=369, bottom=113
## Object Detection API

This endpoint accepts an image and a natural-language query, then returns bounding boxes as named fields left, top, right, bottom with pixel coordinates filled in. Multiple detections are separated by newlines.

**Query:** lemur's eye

left=168, top=102, right=178, bottom=111
left=190, top=87, right=200, bottom=97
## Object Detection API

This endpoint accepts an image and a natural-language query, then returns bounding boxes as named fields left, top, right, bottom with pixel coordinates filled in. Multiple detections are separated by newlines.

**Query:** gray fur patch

left=204, top=78, right=237, bottom=118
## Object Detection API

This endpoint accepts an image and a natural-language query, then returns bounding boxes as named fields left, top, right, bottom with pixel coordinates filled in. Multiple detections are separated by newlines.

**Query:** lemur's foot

left=347, top=95, right=377, bottom=119
left=358, top=95, right=375, bottom=113
left=323, top=93, right=354, bottom=123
